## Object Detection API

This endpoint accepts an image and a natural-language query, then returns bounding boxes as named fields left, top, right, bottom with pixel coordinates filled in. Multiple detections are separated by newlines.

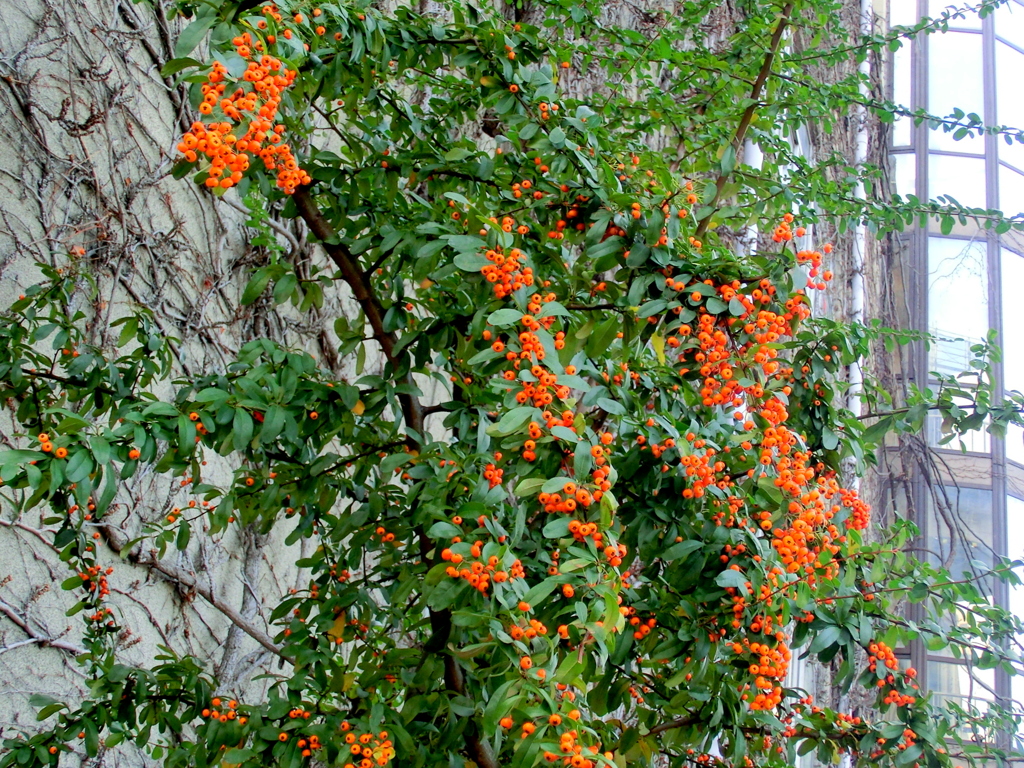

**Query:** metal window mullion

left=982, top=7, right=1013, bottom=712
left=910, top=0, right=932, bottom=695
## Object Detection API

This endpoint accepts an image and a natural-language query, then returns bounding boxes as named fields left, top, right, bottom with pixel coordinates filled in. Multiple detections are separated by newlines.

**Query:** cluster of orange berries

left=481, top=246, right=535, bottom=299
left=678, top=445, right=722, bottom=500
left=881, top=683, right=918, bottom=708
left=629, top=614, right=657, bottom=641
left=78, top=564, right=112, bottom=598
left=87, top=606, right=115, bottom=625
left=340, top=724, right=394, bottom=768
left=166, top=497, right=213, bottom=525
left=871, top=726, right=919, bottom=759
left=566, top=519, right=603, bottom=545
left=537, top=102, right=559, bottom=121
left=547, top=195, right=594, bottom=239
left=867, top=640, right=898, bottom=673
left=684, top=750, right=725, bottom=766
left=177, top=36, right=308, bottom=193
left=796, top=245, right=835, bottom=290
left=510, top=180, right=542, bottom=204
left=508, top=616, right=549, bottom=640
left=201, top=697, right=245, bottom=725
left=514, top=374, right=570, bottom=408
left=440, top=544, right=525, bottom=595
left=483, top=461, right=504, bottom=488
left=373, top=525, right=397, bottom=544
left=733, top=638, right=792, bottom=710
left=771, top=213, right=806, bottom=243
left=541, top=729, right=606, bottom=767
left=34, top=431, right=69, bottom=459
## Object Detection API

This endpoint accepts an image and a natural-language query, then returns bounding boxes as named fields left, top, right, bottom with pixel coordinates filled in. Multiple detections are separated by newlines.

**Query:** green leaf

left=808, top=625, right=842, bottom=654
left=65, top=449, right=93, bottom=483
left=596, top=397, right=626, bottom=415
left=715, top=569, right=748, bottom=591
left=454, top=252, right=492, bottom=271
left=175, top=14, right=217, bottom=58
left=160, top=57, right=203, bottom=77
left=261, top=405, right=286, bottom=443
left=273, top=273, right=299, bottom=305
left=176, top=521, right=191, bottom=551
left=89, top=436, right=111, bottom=465
left=233, top=408, right=254, bottom=449
left=705, top=297, right=728, bottom=314
left=487, top=309, right=524, bottom=326
left=194, top=388, right=230, bottom=403
left=514, top=477, right=547, bottom=495
left=720, top=144, right=736, bottom=175
left=662, top=539, right=703, bottom=560
left=241, top=268, right=273, bottom=305
left=488, top=407, right=536, bottom=436
left=542, top=517, right=571, bottom=538
left=541, top=476, right=573, bottom=493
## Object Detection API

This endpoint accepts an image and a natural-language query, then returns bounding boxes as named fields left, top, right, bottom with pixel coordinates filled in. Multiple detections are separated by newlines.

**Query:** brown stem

left=292, top=186, right=425, bottom=443
left=693, top=3, right=795, bottom=240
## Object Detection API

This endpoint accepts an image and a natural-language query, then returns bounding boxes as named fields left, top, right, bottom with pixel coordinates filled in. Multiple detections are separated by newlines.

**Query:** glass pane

left=1008, top=494, right=1024, bottom=566
left=1002, top=166, right=1024, bottom=217
left=894, top=152, right=916, bottom=196
left=997, top=42, right=1024, bottom=171
left=929, top=154, right=987, bottom=208
left=892, top=43, right=913, bottom=146
left=1011, top=495, right=1024, bottom=725
left=891, top=0, right=919, bottom=26
left=1010, top=424, right=1024, bottom=465
left=995, top=0, right=1024, bottom=47
left=925, top=486, right=994, bottom=587
left=929, top=32, right=985, bottom=152
left=931, top=661, right=995, bottom=740
left=932, top=661, right=996, bottom=703
left=926, top=410, right=990, bottom=452
left=929, top=0, right=982, bottom=28
left=928, top=237, right=989, bottom=375
left=1002, top=248, right=1024, bottom=393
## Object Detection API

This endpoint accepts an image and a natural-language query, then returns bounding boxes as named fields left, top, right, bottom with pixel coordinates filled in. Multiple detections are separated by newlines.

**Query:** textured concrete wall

left=0, top=1, right=330, bottom=761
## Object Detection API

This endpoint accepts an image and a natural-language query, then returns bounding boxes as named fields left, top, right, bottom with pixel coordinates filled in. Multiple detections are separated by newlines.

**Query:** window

left=925, top=486, right=995, bottom=586
left=1002, top=248, right=1024, bottom=465
left=995, top=0, right=1024, bottom=48
left=929, top=155, right=987, bottom=209
left=928, top=32, right=985, bottom=154
left=1000, top=166, right=1024, bottom=217
left=928, top=237, right=988, bottom=376
left=996, top=42, right=1024, bottom=172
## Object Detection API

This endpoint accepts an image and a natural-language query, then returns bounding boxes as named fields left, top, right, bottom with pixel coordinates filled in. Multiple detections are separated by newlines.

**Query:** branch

left=127, top=547, right=289, bottom=662
left=0, top=596, right=86, bottom=656
left=694, top=3, right=795, bottom=240
left=292, top=186, right=425, bottom=443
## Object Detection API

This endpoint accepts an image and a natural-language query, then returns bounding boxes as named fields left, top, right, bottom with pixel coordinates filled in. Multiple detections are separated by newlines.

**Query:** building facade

left=889, top=0, right=1024, bottom=736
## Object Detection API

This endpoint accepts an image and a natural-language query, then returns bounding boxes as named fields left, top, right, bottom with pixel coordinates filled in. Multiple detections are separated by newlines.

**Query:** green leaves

left=174, top=13, right=217, bottom=58
left=488, top=407, right=537, bottom=436
left=2, top=1, right=1022, bottom=767
left=487, top=309, right=523, bottom=326
left=241, top=268, right=274, bottom=305
left=232, top=407, right=254, bottom=449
